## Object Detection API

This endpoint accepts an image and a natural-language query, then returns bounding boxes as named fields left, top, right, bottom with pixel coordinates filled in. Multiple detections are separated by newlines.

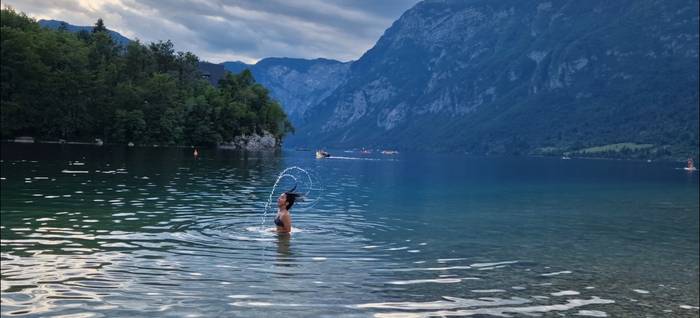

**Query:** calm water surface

left=1, top=143, right=698, bottom=317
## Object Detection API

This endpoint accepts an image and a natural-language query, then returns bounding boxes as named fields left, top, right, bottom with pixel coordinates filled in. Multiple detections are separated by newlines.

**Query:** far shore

left=2, top=139, right=695, bottom=163
left=1, top=139, right=284, bottom=152
left=4, top=139, right=193, bottom=148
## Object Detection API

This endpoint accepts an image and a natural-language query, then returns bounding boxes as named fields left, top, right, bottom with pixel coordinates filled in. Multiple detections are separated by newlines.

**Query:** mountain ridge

left=290, top=0, right=698, bottom=160
left=38, top=19, right=131, bottom=46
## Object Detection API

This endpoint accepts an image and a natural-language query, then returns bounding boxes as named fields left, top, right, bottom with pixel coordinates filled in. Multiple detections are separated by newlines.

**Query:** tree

left=0, top=8, right=295, bottom=146
left=149, top=40, right=175, bottom=74
left=92, top=18, right=107, bottom=33
left=113, top=109, right=146, bottom=142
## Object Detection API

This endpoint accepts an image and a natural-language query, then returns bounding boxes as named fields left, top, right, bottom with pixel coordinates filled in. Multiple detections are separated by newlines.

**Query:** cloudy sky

left=4, top=0, right=420, bottom=64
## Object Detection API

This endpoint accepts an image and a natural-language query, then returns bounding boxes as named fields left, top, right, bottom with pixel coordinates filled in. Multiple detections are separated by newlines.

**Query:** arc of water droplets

left=260, top=166, right=313, bottom=231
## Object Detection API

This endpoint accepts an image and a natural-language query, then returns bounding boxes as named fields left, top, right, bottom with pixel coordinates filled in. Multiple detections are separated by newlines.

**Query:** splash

left=260, top=166, right=319, bottom=231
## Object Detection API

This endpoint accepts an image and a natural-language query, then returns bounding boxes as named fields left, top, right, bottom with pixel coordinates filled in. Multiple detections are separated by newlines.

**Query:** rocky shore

left=218, top=131, right=279, bottom=151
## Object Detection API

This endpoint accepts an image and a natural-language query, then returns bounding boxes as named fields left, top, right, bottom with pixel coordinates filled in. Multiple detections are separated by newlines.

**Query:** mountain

left=198, top=62, right=227, bottom=86
left=246, top=58, right=350, bottom=123
left=222, top=58, right=351, bottom=125
left=38, top=19, right=131, bottom=46
left=222, top=61, right=250, bottom=74
left=290, top=0, right=698, bottom=159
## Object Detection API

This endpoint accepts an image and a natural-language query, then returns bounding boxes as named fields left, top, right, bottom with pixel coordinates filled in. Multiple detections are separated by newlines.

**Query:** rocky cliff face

left=222, top=58, right=351, bottom=126
left=250, top=58, right=351, bottom=124
left=290, top=0, right=698, bottom=157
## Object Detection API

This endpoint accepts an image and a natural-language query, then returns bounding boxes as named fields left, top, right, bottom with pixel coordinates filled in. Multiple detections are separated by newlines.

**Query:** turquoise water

left=1, top=143, right=698, bottom=317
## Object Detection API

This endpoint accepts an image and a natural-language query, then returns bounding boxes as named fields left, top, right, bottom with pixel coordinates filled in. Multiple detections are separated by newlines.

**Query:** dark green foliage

left=92, top=18, right=106, bottom=33
left=0, top=8, right=292, bottom=146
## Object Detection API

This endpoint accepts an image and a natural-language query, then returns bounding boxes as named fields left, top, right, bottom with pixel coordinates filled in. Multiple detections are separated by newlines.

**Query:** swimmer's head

left=278, top=185, right=301, bottom=210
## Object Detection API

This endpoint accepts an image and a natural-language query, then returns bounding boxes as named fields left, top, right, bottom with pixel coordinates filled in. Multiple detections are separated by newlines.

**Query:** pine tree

left=92, top=18, right=106, bottom=33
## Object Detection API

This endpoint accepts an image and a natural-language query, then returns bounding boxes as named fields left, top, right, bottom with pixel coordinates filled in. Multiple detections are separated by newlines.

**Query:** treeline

left=1, top=8, right=293, bottom=146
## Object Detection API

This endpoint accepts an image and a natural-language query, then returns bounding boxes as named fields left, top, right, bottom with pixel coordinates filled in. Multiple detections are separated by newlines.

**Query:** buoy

left=194, top=148, right=199, bottom=157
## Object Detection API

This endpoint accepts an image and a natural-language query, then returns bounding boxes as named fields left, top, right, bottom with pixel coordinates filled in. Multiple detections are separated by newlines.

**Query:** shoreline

left=1, top=140, right=281, bottom=152
left=2, top=140, right=694, bottom=163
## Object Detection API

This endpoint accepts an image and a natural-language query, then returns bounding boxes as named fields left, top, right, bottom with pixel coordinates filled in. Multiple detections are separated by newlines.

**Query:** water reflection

left=275, top=234, right=293, bottom=267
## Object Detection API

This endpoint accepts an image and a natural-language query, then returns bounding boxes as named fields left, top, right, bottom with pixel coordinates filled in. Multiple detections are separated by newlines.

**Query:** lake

left=1, top=143, right=698, bottom=317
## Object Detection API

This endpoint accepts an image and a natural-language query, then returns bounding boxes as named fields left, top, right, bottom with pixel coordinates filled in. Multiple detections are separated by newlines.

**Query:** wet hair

left=283, top=185, right=301, bottom=210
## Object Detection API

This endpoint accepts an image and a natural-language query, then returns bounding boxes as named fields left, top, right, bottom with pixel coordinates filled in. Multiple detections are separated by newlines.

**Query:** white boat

left=316, top=150, right=330, bottom=159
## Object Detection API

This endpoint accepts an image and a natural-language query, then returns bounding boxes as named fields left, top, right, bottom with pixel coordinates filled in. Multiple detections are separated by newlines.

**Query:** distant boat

left=381, top=150, right=399, bottom=155
left=561, top=155, right=571, bottom=160
left=95, top=138, right=104, bottom=146
left=684, top=158, right=697, bottom=171
left=316, top=150, right=330, bottom=159
left=360, top=148, right=372, bottom=154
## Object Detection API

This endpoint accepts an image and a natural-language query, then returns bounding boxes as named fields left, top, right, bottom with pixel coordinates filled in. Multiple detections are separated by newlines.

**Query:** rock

left=219, top=131, right=279, bottom=151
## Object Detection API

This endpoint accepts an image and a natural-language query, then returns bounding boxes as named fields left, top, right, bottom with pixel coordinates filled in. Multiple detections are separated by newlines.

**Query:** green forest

left=1, top=8, right=293, bottom=147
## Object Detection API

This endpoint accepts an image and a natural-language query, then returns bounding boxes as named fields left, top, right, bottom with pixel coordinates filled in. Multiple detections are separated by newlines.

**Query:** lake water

left=1, top=143, right=698, bottom=317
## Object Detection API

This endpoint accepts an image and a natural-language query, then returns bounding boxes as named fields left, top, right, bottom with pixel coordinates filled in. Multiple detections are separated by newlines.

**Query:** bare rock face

left=219, top=131, right=278, bottom=151
left=252, top=58, right=351, bottom=123
left=222, top=58, right=351, bottom=126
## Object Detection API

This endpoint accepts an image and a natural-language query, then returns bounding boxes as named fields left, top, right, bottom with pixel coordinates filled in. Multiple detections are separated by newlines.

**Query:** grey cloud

left=2, top=0, right=420, bottom=63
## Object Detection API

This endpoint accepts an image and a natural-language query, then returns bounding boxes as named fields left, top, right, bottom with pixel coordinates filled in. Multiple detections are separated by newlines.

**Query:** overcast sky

left=4, top=0, right=420, bottom=64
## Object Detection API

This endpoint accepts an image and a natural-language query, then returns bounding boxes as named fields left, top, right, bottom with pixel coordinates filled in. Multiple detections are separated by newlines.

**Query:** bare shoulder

left=283, top=213, right=292, bottom=231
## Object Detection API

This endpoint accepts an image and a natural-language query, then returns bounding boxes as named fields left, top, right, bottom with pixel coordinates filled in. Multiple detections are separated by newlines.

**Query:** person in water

left=275, top=188, right=300, bottom=233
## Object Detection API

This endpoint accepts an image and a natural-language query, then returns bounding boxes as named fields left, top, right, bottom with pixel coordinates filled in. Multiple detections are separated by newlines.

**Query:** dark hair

left=283, top=185, right=301, bottom=210
left=283, top=192, right=300, bottom=210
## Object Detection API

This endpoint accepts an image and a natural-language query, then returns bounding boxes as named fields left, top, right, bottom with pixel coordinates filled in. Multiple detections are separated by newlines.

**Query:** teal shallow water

left=1, top=143, right=698, bottom=317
